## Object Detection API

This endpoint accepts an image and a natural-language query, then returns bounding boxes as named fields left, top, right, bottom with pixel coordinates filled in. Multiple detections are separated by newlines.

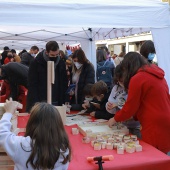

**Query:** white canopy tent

left=0, top=0, right=170, bottom=88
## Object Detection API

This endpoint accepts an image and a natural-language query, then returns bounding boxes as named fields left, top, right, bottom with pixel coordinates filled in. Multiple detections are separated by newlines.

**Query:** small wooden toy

left=117, top=145, right=124, bottom=154
left=72, top=128, right=79, bottom=135
left=82, top=136, right=91, bottom=143
left=94, top=143, right=102, bottom=150
left=106, top=143, right=113, bottom=150
left=88, top=134, right=96, bottom=141
left=126, top=146, right=135, bottom=153
left=113, top=142, right=120, bottom=149
left=101, top=142, right=107, bottom=149
left=131, top=135, right=137, bottom=141
left=135, top=145, right=142, bottom=152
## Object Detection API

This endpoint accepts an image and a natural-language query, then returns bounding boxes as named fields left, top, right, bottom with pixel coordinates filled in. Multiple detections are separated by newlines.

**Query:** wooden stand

left=47, top=61, right=66, bottom=125
left=0, top=148, right=14, bottom=169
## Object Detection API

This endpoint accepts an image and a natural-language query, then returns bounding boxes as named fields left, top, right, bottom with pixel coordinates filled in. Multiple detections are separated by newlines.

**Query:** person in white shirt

left=114, top=51, right=125, bottom=66
left=106, top=64, right=141, bottom=138
left=0, top=100, right=71, bottom=170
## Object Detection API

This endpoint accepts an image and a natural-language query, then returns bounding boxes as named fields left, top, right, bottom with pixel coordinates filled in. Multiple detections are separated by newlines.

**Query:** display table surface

left=17, top=113, right=170, bottom=170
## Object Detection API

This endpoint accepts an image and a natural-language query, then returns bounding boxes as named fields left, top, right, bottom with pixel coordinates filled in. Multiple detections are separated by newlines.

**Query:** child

left=89, top=80, right=113, bottom=120
left=0, top=100, right=71, bottom=170
left=82, top=83, right=94, bottom=111
left=70, top=83, right=94, bottom=111
left=106, top=64, right=141, bottom=138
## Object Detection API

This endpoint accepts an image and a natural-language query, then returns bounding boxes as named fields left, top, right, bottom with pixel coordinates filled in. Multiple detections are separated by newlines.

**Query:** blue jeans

left=167, top=151, right=170, bottom=156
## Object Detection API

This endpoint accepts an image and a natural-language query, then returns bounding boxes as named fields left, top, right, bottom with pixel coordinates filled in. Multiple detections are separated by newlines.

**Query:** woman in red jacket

left=107, top=52, right=170, bottom=154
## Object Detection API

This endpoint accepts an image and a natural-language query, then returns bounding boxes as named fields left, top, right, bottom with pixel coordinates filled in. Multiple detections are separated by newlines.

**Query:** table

left=17, top=114, right=170, bottom=170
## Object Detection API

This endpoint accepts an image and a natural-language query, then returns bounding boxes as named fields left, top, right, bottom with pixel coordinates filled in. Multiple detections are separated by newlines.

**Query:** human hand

left=90, top=111, right=95, bottom=117
left=69, top=90, right=75, bottom=96
left=106, top=102, right=117, bottom=110
left=82, top=101, right=89, bottom=109
left=107, top=117, right=117, bottom=128
left=4, top=98, right=19, bottom=114
left=82, top=103, right=87, bottom=109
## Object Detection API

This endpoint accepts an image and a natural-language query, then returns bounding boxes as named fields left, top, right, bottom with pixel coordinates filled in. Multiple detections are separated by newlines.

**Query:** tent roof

left=0, top=0, right=169, bottom=50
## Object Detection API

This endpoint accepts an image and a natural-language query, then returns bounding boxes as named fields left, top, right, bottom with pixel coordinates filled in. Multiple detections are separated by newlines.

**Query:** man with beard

left=26, top=41, right=68, bottom=112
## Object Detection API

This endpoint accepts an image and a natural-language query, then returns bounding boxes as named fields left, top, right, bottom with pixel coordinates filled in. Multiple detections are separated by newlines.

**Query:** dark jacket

left=21, top=52, right=34, bottom=67
left=26, top=50, right=68, bottom=112
left=70, top=62, right=95, bottom=105
left=1, top=62, right=29, bottom=100
left=1, top=51, right=8, bottom=65
left=88, top=92, right=113, bottom=120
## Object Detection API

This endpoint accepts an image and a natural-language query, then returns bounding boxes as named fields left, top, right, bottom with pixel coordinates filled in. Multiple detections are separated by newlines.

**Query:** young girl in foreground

left=0, top=100, right=71, bottom=170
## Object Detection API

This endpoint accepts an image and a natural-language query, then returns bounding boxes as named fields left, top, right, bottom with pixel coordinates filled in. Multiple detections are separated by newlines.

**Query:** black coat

left=87, top=92, right=113, bottom=120
left=26, top=51, right=68, bottom=112
left=1, top=62, right=29, bottom=100
left=70, top=62, right=95, bottom=105
left=21, top=52, right=34, bottom=67
left=1, top=51, right=8, bottom=65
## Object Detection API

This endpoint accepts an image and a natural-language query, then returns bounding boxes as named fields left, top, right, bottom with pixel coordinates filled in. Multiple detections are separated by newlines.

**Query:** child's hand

left=4, top=98, right=19, bottom=114
left=90, top=111, right=95, bottom=117
left=106, top=102, right=117, bottom=110
left=108, top=117, right=117, bottom=128
left=82, top=103, right=87, bottom=109
left=82, top=100, right=90, bottom=109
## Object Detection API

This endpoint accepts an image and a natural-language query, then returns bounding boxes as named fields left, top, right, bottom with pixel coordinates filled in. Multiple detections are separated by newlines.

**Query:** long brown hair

left=72, top=49, right=88, bottom=64
left=23, top=102, right=71, bottom=169
left=121, top=52, right=148, bottom=90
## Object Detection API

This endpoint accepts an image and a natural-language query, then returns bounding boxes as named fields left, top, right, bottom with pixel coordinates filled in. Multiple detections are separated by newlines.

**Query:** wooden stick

left=47, top=61, right=52, bottom=104
left=47, top=61, right=55, bottom=104
left=51, top=61, right=55, bottom=84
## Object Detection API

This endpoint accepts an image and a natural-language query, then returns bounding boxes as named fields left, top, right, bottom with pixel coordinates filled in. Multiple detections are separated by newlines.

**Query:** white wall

left=114, top=45, right=122, bottom=55
left=129, top=45, right=136, bottom=52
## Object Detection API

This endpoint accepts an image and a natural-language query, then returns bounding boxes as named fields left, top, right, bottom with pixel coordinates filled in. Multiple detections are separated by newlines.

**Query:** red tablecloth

left=17, top=115, right=170, bottom=170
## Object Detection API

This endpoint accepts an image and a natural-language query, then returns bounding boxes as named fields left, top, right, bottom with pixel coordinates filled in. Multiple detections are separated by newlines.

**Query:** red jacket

left=1, top=81, right=27, bottom=103
left=114, top=64, right=170, bottom=153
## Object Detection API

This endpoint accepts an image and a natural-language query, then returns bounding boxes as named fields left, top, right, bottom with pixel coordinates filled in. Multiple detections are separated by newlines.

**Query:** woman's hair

left=59, top=50, right=65, bottom=58
left=96, top=49, right=106, bottom=63
left=121, top=52, right=148, bottom=90
left=91, top=80, right=108, bottom=96
left=113, top=64, right=123, bottom=84
left=140, top=40, right=156, bottom=59
left=24, top=102, right=71, bottom=169
left=83, top=83, right=93, bottom=96
left=72, top=49, right=88, bottom=64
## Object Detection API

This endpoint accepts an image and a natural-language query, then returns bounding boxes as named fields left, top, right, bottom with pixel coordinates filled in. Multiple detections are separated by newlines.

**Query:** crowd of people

left=0, top=40, right=170, bottom=169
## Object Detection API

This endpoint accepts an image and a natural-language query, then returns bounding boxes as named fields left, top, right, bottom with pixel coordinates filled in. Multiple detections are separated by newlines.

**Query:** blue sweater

left=0, top=113, right=69, bottom=170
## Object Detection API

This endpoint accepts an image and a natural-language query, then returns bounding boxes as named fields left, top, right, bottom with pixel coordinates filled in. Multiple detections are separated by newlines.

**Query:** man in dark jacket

left=26, top=41, right=68, bottom=112
left=21, top=46, right=39, bottom=67
left=1, top=46, right=10, bottom=65
left=0, top=62, right=29, bottom=100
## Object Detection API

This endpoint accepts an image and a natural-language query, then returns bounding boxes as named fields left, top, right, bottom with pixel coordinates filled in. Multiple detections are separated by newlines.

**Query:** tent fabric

left=0, top=0, right=169, bottom=50
left=0, top=0, right=170, bottom=88
left=152, top=27, right=170, bottom=89
left=0, top=0, right=168, bottom=28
